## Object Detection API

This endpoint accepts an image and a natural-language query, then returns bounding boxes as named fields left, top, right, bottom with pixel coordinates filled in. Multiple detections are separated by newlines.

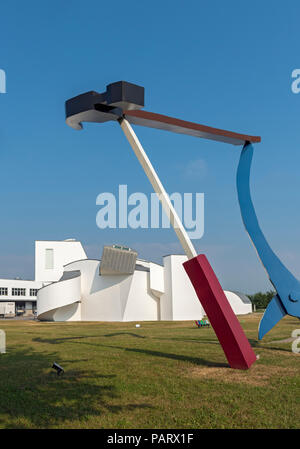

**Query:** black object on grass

left=52, top=362, right=64, bottom=376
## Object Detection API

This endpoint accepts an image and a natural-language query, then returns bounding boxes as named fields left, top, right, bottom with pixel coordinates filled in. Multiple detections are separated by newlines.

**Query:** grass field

left=0, top=314, right=299, bottom=429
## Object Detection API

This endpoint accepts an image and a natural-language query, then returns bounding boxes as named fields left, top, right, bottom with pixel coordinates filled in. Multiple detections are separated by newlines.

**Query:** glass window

left=45, top=248, right=54, bottom=269
left=12, top=288, right=26, bottom=296
left=0, top=287, right=8, bottom=296
left=29, top=289, right=39, bottom=296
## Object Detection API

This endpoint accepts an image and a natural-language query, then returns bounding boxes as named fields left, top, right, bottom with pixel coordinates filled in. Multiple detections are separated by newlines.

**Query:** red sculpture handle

left=183, top=254, right=257, bottom=370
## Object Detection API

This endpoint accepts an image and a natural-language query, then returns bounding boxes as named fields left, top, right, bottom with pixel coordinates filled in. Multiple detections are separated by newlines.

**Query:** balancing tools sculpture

left=65, top=81, right=259, bottom=369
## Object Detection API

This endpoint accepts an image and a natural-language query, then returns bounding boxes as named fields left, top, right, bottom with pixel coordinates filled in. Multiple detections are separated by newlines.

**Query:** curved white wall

left=123, top=270, right=160, bottom=321
left=37, top=254, right=253, bottom=322
left=161, top=255, right=205, bottom=320
left=63, top=259, right=160, bottom=322
left=37, top=270, right=81, bottom=321
left=224, top=291, right=252, bottom=315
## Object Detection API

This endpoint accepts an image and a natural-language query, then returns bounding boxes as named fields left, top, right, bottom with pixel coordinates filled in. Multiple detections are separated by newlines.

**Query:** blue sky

left=0, top=0, right=300, bottom=293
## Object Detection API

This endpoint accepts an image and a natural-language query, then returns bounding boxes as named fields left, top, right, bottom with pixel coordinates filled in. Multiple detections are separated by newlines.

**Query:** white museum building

left=0, top=239, right=253, bottom=321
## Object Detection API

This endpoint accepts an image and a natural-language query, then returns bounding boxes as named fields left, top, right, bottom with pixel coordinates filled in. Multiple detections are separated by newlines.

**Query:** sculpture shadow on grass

left=33, top=333, right=292, bottom=361
left=36, top=330, right=286, bottom=365
left=152, top=336, right=220, bottom=345
left=33, top=332, right=146, bottom=345
left=34, top=335, right=100, bottom=344
left=33, top=335, right=228, bottom=368
left=103, top=332, right=146, bottom=339
left=154, top=336, right=292, bottom=353
left=248, top=338, right=293, bottom=353
left=0, top=347, right=152, bottom=428
left=98, top=344, right=229, bottom=368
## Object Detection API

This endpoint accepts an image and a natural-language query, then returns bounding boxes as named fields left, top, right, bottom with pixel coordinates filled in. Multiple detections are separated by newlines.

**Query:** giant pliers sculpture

left=237, top=143, right=300, bottom=339
left=66, top=81, right=261, bottom=369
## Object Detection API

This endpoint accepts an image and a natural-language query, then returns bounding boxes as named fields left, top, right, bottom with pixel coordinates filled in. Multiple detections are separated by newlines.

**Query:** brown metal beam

left=124, top=110, right=261, bottom=146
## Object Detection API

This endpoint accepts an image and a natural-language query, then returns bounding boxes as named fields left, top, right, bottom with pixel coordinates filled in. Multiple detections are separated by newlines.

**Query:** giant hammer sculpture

left=66, top=81, right=263, bottom=369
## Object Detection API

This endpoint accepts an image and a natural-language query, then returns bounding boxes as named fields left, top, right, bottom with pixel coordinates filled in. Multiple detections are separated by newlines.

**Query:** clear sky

left=0, top=0, right=300, bottom=293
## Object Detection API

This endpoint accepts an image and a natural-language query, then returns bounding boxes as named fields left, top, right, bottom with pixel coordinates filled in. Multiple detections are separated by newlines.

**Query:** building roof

left=231, top=291, right=252, bottom=304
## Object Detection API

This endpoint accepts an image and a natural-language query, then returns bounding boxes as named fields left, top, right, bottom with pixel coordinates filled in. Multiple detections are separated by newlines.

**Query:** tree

left=248, top=290, right=275, bottom=310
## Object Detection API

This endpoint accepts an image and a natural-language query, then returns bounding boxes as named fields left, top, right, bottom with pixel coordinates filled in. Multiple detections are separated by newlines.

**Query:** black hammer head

left=65, top=81, right=144, bottom=130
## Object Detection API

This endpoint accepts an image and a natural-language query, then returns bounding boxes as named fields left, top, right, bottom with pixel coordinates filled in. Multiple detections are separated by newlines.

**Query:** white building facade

left=0, top=239, right=253, bottom=320
left=36, top=242, right=253, bottom=322
left=0, top=239, right=87, bottom=316
left=0, top=279, right=42, bottom=316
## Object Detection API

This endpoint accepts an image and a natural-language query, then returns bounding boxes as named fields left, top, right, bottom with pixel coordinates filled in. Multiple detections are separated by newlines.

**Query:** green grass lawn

left=0, top=314, right=299, bottom=429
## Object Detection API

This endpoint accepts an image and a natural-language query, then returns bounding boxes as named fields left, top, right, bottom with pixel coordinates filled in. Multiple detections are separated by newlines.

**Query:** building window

left=12, top=288, right=26, bottom=296
left=0, top=287, right=8, bottom=296
left=29, top=289, right=39, bottom=296
left=45, top=248, right=54, bottom=269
